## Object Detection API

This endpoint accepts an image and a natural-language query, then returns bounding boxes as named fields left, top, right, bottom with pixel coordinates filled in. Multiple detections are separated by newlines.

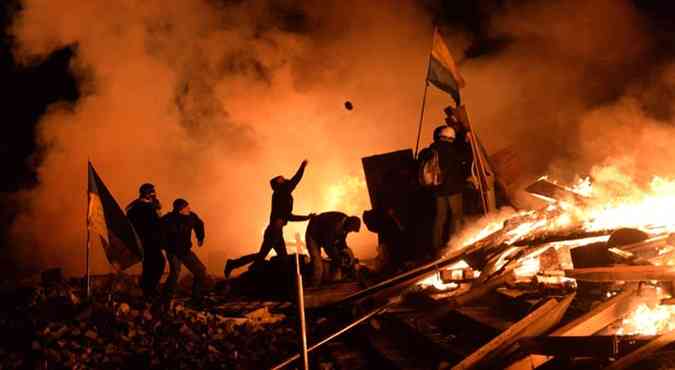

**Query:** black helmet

left=139, top=183, right=156, bottom=197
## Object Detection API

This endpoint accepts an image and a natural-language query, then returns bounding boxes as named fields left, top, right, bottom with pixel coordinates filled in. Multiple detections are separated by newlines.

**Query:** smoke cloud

left=7, top=0, right=674, bottom=275
left=8, top=0, right=433, bottom=274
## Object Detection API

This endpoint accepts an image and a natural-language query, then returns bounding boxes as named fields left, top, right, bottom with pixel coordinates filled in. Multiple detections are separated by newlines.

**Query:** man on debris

left=126, top=183, right=165, bottom=299
left=161, top=198, right=207, bottom=303
left=305, top=212, right=361, bottom=286
left=421, top=125, right=473, bottom=257
left=225, top=160, right=313, bottom=278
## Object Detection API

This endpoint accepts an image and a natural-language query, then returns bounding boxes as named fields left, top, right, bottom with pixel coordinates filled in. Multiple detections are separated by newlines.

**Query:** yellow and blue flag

left=427, top=27, right=465, bottom=105
left=88, top=162, right=143, bottom=270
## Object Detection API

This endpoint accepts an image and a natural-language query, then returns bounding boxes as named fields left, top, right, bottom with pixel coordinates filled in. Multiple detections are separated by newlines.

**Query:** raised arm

left=287, top=160, right=308, bottom=192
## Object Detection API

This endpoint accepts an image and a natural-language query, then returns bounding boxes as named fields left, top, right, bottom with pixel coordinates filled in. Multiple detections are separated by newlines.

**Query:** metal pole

left=295, top=253, right=309, bottom=370
left=414, top=24, right=436, bottom=158
left=414, top=81, right=430, bottom=158
left=271, top=300, right=392, bottom=370
left=86, top=190, right=91, bottom=299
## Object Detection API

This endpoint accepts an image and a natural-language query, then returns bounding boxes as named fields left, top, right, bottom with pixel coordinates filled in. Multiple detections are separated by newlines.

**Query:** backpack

left=419, top=148, right=442, bottom=187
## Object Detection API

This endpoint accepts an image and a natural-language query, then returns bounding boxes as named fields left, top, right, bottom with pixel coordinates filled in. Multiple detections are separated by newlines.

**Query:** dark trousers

left=305, top=233, right=323, bottom=287
left=431, top=193, right=463, bottom=254
left=227, top=224, right=287, bottom=270
left=163, top=251, right=207, bottom=300
left=140, top=246, right=166, bottom=298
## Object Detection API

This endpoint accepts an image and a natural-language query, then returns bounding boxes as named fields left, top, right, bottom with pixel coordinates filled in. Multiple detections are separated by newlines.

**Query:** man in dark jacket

left=126, top=183, right=165, bottom=299
left=423, top=125, right=473, bottom=256
left=161, top=198, right=207, bottom=302
left=305, top=212, right=361, bottom=286
left=225, top=160, right=313, bottom=278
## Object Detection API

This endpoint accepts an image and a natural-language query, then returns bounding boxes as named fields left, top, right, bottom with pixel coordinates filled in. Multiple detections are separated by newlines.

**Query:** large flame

left=424, top=165, right=675, bottom=335
left=618, top=304, right=675, bottom=336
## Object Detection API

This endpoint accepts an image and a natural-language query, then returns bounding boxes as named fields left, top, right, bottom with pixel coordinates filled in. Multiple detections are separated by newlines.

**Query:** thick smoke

left=8, top=0, right=674, bottom=275
left=8, top=0, right=433, bottom=274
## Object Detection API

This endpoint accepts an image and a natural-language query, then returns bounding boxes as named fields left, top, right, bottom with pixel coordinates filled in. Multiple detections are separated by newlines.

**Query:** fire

left=618, top=304, right=675, bottom=336
left=418, top=260, right=469, bottom=291
left=514, top=257, right=540, bottom=278
left=323, top=176, right=368, bottom=216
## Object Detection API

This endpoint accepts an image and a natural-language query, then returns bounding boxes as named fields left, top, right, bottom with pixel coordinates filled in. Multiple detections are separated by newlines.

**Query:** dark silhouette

left=305, top=212, right=361, bottom=286
left=126, top=183, right=165, bottom=299
left=161, top=198, right=207, bottom=302
left=225, top=160, right=313, bottom=278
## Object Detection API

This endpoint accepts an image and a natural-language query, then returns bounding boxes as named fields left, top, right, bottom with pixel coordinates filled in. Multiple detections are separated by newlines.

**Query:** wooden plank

left=604, top=329, right=675, bottom=370
left=452, top=298, right=560, bottom=370
left=498, top=293, right=575, bottom=361
left=518, top=336, right=651, bottom=358
left=505, top=286, right=641, bottom=370
left=525, top=178, right=589, bottom=205
left=516, top=293, right=575, bottom=338
left=429, top=271, right=515, bottom=321
left=565, top=265, right=675, bottom=282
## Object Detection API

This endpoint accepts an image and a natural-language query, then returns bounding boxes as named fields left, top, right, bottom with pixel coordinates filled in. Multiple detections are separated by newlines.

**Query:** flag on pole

left=427, top=27, right=466, bottom=105
left=88, top=162, right=143, bottom=270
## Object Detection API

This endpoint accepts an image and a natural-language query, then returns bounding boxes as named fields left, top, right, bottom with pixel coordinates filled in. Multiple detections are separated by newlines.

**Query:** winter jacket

left=126, top=199, right=161, bottom=246
left=269, top=163, right=307, bottom=225
left=428, top=140, right=472, bottom=196
left=306, top=212, right=349, bottom=255
left=161, top=211, right=205, bottom=256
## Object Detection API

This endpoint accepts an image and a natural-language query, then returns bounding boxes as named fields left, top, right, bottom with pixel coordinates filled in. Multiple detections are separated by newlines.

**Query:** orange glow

left=618, top=304, right=675, bottom=336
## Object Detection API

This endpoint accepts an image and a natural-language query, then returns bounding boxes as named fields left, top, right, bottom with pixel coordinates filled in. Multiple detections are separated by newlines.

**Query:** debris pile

left=0, top=274, right=301, bottom=369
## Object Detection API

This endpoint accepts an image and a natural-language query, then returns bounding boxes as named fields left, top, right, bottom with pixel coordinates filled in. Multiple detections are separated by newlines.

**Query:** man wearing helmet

left=126, top=183, right=165, bottom=299
left=225, top=160, right=314, bottom=277
left=305, top=212, right=361, bottom=286
left=426, top=124, right=473, bottom=256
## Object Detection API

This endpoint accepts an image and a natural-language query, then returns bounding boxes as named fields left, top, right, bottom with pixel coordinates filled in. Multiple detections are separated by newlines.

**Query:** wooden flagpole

left=86, top=163, right=92, bottom=298
left=414, top=24, right=436, bottom=158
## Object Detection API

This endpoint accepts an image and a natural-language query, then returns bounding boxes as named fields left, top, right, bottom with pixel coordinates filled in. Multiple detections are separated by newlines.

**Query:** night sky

left=0, top=0, right=674, bottom=276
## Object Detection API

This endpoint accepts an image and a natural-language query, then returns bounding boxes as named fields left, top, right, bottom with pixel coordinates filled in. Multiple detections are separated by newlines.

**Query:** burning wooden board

left=505, top=286, right=648, bottom=370
left=525, top=178, right=589, bottom=205
left=565, top=265, right=675, bottom=282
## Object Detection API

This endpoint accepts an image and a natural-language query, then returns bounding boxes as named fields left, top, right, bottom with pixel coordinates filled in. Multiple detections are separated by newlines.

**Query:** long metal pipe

left=270, top=300, right=392, bottom=370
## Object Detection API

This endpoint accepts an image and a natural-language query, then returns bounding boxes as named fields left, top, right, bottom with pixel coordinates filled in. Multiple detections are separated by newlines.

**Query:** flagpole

left=414, top=24, right=436, bottom=158
left=86, top=171, right=91, bottom=299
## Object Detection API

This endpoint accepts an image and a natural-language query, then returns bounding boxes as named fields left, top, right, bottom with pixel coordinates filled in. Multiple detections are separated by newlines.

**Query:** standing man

left=305, top=212, right=361, bottom=286
left=126, top=183, right=165, bottom=299
left=161, top=198, right=207, bottom=303
left=225, top=160, right=313, bottom=278
left=422, top=125, right=473, bottom=256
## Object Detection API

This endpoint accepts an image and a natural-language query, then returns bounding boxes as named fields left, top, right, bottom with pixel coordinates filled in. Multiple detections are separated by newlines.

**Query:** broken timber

left=452, top=294, right=574, bottom=370
left=565, top=265, right=675, bottom=282
left=505, top=286, right=644, bottom=370
left=604, top=329, right=675, bottom=370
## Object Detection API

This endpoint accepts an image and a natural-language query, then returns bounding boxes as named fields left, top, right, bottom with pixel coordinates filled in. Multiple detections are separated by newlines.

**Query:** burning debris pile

left=396, top=167, right=675, bottom=369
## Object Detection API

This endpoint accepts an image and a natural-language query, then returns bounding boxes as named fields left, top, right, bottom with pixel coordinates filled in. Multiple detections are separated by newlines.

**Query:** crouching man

left=161, top=198, right=207, bottom=303
left=305, top=212, right=361, bottom=286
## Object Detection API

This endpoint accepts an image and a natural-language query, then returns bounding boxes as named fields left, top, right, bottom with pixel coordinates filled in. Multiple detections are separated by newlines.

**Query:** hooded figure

left=126, top=183, right=165, bottom=299
left=161, top=198, right=207, bottom=302
left=225, top=160, right=313, bottom=278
